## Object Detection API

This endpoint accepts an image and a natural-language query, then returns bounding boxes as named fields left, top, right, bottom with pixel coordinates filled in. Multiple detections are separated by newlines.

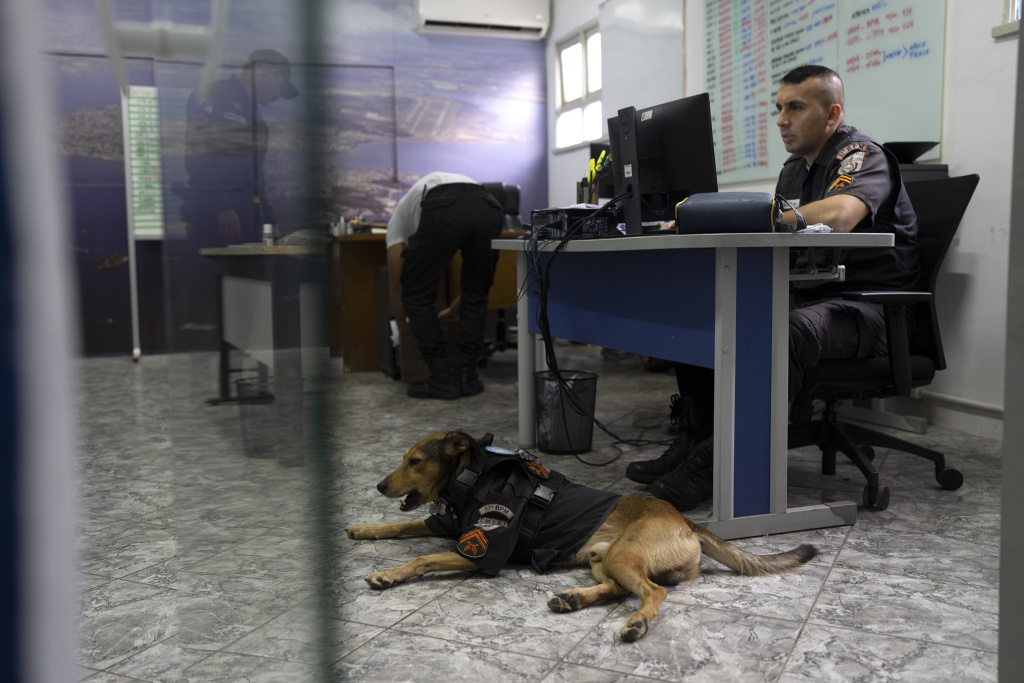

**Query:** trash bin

left=535, top=370, right=597, bottom=454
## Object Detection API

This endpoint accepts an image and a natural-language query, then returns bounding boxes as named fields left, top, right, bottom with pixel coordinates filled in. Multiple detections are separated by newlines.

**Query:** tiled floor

left=76, top=343, right=1001, bottom=682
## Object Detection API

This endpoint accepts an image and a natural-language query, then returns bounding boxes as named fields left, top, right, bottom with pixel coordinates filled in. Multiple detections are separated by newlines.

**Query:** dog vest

left=424, top=437, right=621, bottom=575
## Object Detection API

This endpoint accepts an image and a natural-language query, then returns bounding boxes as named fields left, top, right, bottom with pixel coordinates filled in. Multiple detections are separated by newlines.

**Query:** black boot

left=459, top=355, right=484, bottom=396
left=625, top=436, right=696, bottom=484
left=649, top=435, right=714, bottom=512
left=668, top=394, right=712, bottom=437
left=408, top=357, right=459, bottom=400
left=626, top=395, right=712, bottom=484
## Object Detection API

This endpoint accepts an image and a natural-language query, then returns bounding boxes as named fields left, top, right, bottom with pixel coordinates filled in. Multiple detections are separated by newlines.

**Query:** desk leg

left=517, top=251, right=536, bottom=449
left=713, top=248, right=737, bottom=523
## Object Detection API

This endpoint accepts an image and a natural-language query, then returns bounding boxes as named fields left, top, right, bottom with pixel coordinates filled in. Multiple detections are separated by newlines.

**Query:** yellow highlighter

left=588, top=158, right=596, bottom=182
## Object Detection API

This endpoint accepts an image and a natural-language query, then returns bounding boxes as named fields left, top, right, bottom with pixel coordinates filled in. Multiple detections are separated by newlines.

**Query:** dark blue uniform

left=777, top=123, right=921, bottom=396
left=181, top=74, right=271, bottom=246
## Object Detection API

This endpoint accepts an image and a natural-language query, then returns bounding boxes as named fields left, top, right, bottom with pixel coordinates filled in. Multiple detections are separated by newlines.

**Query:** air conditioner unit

left=415, top=0, right=550, bottom=40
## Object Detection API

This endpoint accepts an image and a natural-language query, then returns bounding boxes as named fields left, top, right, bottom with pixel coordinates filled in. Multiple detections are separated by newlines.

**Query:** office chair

left=787, top=173, right=980, bottom=510
left=480, top=183, right=524, bottom=361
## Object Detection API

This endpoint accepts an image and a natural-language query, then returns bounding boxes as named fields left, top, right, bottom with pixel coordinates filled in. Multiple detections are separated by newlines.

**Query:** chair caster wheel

left=863, top=484, right=890, bottom=511
left=936, top=467, right=964, bottom=491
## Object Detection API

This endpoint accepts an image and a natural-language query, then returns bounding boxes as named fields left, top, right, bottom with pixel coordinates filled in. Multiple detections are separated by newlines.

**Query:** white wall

left=548, top=0, right=1016, bottom=436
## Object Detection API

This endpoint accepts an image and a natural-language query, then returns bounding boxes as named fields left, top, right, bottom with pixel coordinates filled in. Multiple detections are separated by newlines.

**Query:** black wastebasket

left=535, top=370, right=597, bottom=454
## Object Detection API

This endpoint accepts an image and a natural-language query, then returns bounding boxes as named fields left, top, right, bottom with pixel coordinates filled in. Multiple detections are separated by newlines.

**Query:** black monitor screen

left=608, top=93, right=718, bottom=235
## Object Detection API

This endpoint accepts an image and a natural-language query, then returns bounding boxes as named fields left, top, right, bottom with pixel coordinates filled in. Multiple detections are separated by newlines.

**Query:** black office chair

left=481, top=182, right=524, bottom=231
left=480, top=183, right=524, bottom=362
left=787, top=173, right=980, bottom=510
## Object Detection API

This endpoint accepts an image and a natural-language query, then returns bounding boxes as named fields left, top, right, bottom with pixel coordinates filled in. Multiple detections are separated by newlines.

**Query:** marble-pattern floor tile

left=391, top=574, right=623, bottom=660
left=778, top=623, right=998, bottom=683
left=105, top=637, right=212, bottom=682
left=73, top=345, right=1003, bottom=682
left=564, top=602, right=803, bottom=682
left=838, top=524, right=1000, bottom=587
left=809, top=566, right=999, bottom=652
left=333, top=629, right=558, bottom=682
left=78, top=579, right=181, bottom=670
left=326, top=552, right=475, bottom=627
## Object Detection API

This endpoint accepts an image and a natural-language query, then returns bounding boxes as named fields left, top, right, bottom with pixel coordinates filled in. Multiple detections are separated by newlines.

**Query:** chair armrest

left=841, top=291, right=931, bottom=304
left=841, top=291, right=928, bottom=396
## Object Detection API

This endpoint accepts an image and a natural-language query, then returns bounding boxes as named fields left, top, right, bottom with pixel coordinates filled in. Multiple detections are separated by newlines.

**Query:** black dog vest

left=424, top=437, right=621, bottom=575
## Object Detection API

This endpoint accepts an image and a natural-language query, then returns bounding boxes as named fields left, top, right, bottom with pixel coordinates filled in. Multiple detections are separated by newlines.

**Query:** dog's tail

left=687, top=522, right=817, bottom=576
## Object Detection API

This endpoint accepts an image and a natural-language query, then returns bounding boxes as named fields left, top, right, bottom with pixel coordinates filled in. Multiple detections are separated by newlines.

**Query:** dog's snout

left=376, top=480, right=388, bottom=495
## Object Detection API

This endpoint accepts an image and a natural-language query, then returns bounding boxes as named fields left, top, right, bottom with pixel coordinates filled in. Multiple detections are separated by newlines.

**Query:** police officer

left=181, top=48, right=299, bottom=247
left=386, top=172, right=503, bottom=400
left=629, top=64, right=920, bottom=512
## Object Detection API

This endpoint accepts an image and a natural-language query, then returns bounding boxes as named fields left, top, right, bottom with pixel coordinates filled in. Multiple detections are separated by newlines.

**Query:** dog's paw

left=365, top=571, right=398, bottom=590
left=620, top=616, right=649, bottom=642
left=346, top=525, right=381, bottom=540
left=547, top=591, right=581, bottom=613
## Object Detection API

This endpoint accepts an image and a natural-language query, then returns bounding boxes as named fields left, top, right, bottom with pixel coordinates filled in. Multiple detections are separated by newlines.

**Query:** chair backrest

left=481, top=182, right=524, bottom=231
left=902, top=173, right=980, bottom=370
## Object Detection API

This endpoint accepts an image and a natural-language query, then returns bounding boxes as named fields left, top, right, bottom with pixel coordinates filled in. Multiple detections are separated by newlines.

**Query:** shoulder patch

left=839, top=152, right=866, bottom=175
left=457, top=528, right=488, bottom=558
left=828, top=174, right=854, bottom=192
left=835, top=143, right=869, bottom=160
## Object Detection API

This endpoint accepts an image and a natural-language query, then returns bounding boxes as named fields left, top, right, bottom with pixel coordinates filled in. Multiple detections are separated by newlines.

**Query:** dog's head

left=376, top=429, right=480, bottom=512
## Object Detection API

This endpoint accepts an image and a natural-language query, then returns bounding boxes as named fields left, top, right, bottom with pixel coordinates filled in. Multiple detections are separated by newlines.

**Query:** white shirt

left=385, top=172, right=478, bottom=249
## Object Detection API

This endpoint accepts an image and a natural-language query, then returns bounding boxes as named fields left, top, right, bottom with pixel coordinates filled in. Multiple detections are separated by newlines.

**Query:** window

left=555, top=27, right=602, bottom=149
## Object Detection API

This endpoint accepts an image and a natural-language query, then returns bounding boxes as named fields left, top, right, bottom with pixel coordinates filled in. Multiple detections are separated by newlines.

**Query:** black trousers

left=674, top=296, right=887, bottom=407
left=401, top=184, right=503, bottom=362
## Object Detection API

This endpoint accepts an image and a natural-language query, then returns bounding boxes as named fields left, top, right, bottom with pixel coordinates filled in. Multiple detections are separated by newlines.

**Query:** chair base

left=789, top=402, right=963, bottom=510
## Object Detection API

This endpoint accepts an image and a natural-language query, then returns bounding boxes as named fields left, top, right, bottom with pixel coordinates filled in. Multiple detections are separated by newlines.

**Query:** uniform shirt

left=777, top=123, right=919, bottom=298
left=184, top=74, right=272, bottom=228
left=385, top=172, right=478, bottom=249
left=424, top=450, right=622, bottom=575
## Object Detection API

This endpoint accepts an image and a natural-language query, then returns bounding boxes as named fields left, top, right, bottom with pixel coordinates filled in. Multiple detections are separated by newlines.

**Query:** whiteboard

left=704, top=0, right=945, bottom=185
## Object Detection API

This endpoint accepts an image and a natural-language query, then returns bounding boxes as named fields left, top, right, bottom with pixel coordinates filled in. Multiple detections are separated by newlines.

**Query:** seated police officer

left=386, top=172, right=503, bottom=400
left=628, top=64, right=920, bottom=511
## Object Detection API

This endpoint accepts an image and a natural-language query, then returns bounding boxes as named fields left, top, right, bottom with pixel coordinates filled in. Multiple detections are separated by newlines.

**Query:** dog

left=346, top=429, right=817, bottom=642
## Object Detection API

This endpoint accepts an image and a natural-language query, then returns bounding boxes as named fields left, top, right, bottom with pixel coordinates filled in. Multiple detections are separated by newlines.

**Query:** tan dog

left=346, top=429, right=817, bottom=642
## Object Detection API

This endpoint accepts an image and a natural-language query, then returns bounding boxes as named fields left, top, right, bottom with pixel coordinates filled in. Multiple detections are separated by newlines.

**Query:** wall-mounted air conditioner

left=415, top=0, right=550, bottom=40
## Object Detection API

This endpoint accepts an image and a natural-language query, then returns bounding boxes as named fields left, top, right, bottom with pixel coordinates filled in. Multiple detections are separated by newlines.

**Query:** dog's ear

left=442, top=429, right=478, bottom=464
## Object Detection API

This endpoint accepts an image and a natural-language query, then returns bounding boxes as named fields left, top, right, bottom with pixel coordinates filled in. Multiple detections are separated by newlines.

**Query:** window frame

left=554, top=24, right=603, bottom=151
left=993, top=0, right=1021, bottom=38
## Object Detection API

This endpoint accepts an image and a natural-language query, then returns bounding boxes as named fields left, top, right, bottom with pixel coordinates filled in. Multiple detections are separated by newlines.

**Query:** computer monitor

left=608, top=93, right=718, bottom=235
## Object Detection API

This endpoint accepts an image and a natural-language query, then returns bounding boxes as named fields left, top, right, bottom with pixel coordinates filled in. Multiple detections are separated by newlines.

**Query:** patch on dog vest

left=457, top=527, right=488, bottom=558
left=475, top=504, right=514, bottom=531
left=485, top=446, right=517, bottom=455
left=525, top=461, right=548, bottom=478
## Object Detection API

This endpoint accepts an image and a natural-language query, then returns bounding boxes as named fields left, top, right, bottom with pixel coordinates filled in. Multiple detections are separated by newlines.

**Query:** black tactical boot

left=626, top=395, right=712, bottom=484
left=407, top=357, right=459, bottom=400
left=459, top=355, right=484, bottom=397
left=625, top=436, right=696, bottom=484
left=649, top=435, right=714, bottom=512
left=667, top=393, right=712, bottom=436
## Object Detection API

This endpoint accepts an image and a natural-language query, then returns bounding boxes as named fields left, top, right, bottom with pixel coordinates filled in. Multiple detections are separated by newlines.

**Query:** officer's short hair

left=780, top=65, right=844, bottom=110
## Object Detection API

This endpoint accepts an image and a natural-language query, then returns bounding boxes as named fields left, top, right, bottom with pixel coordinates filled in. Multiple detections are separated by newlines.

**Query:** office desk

left=493, top=232, right=894, bottom=540
left=200, top=245, right=327, bottom=403
left=331, top=232, right=524, bottom=373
